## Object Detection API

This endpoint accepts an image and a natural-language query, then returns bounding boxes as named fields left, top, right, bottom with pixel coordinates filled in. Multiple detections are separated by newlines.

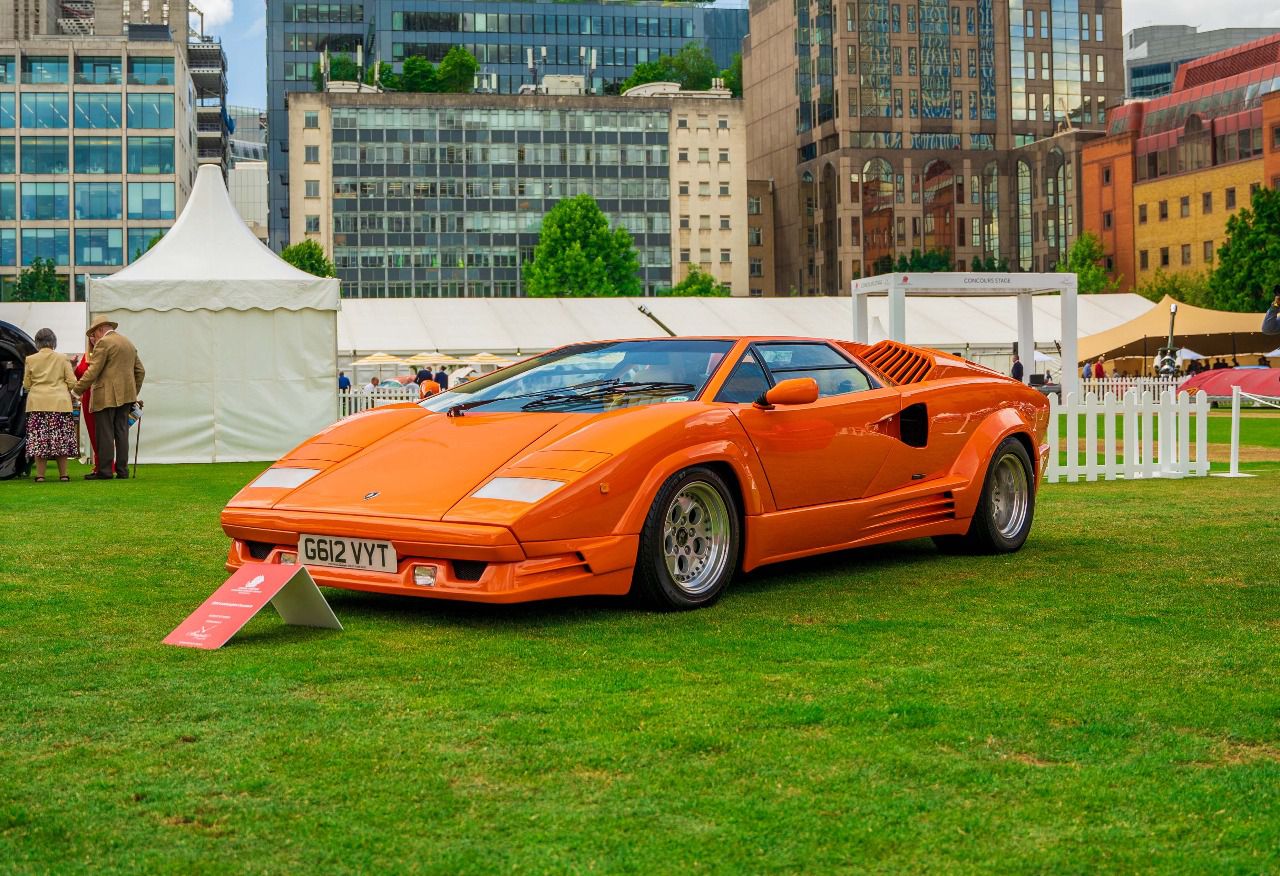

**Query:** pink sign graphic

left=163, top=563, right=342, bottom=650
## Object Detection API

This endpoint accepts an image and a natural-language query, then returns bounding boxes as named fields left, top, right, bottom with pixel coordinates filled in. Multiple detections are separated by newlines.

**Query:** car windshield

left=420, top=340, right=734, bottom=414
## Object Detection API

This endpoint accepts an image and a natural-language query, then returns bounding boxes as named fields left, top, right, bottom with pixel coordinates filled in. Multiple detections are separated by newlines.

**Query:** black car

left=0, top=320, right=36, bottom=479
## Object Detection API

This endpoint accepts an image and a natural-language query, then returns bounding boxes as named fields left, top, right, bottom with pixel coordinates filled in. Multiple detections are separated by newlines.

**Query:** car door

left=725, top=342, right=903, bottom=509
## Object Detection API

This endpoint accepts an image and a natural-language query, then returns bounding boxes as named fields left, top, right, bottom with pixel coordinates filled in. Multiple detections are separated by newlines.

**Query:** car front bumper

left=222, top=508, right=638, bottom=603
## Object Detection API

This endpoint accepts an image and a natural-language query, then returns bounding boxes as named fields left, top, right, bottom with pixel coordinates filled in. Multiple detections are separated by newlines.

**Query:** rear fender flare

left=950, top=408, right=1037, bottom=519
left=615, top=440, right=769, bottom=535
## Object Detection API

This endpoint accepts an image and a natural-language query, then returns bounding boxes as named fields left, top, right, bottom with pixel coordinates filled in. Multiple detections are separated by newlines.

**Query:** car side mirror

left=755, top=377, right=820, bottom=409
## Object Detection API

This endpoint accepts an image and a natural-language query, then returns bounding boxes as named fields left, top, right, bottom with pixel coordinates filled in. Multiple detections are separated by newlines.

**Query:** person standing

left=338, top=371, right=351, bottom=390
left=434, top=367, right=449, bottom=391
left=1010, top=354, right=1024, bottom=382
left=22, top=328, right=78, bottom=482
left=72, top=317, right=145, bottom=480
left=1262, top=288, right=1279, bottom=335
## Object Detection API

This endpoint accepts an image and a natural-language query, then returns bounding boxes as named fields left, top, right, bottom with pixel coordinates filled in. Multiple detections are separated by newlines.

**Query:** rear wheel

left=633, top=466, right=739, bottom=610
left=934, top=436, right=1035, bottom=555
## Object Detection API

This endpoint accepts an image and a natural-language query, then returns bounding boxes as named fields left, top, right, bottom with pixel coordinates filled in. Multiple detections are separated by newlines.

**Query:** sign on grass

left=163, top=563, right=342, bottom=650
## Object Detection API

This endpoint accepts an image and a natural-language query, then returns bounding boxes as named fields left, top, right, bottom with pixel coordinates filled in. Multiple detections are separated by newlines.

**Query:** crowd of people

left=22, top=317, right=145, bottom=482
left=337, top=366, right=454, bottom=400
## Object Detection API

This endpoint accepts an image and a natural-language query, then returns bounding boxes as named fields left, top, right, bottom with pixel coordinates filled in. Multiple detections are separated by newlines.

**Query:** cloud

left=1123, top=0, right=1280, bottom=32
left=241, top=14, right=265, bottom=37
left=197, top=0, right=234, bottom=29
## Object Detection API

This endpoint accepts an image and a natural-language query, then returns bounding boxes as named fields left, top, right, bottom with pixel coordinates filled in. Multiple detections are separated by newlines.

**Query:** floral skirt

left=26, top=411, right=78, bottom=459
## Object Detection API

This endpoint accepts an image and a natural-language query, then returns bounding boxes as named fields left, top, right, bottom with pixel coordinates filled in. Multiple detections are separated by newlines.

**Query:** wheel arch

left=950, top=407, right=1039, bottom=519
left=615, top=442, right=766, bottom=536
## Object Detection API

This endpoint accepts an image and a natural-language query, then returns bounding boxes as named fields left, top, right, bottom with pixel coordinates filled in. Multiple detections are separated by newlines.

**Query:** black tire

left=632, top=466, right=740, bottom=610
left=933, top=436, right=1035, bottom=555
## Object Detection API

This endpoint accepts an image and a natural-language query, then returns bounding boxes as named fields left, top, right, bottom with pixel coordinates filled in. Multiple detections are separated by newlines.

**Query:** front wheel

left=633, top=466, right=739, bottom=610
left=934, top=436, right=1035, bottom=555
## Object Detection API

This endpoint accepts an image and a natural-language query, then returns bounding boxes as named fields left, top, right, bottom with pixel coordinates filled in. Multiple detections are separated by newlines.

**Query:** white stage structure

left=89, top=165, right=340, bottom=463
left=851, top=272, right=1080, bottom=399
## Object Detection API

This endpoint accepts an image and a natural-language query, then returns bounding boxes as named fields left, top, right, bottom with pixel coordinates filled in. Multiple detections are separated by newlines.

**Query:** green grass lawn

left=3, top=464, right=1278, bottom=873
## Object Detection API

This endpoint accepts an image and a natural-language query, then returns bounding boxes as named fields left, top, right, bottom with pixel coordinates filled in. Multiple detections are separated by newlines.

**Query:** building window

left=74, top=228, right=123, bottom=266
left=698, top=181, right=711, bottom=197
left=749, top=258, right=763, bottom=277
left=1179, top=196, right=1190, bottom=218
left=128, top=181, right=176, bottom=220
left=21, top=228, right=69, bottom=265
left=22, top=56, right=68, bottom=85
left=305, top=215, right=320, bottom=233
left=719, top=215, right=731, bottom=230
left=698, top=148, right=709, bottom=163
left=1250, top=181, right=1261, bottom=196
left=20, top=182, right=69, bottom=220
left=74, top=182, right=122, bottom=220
left=677, top=116, right=688, bottom=128
left=1180, top=244, right=1191, bottom=266
left=1138, top=204, right=1147, bottom=224
left=720, top=248, right=731, bottom=263
left=305, top=179, right=320, bottom=198
left=718, top=116, right=729, bottom=129
left=76, top=55, right=122, bottom=85
left=1139, top=250, right=1149, bottom=270
left=127, top=56, right=175, bottom=86
left=1102, top=211, right=1112, bottom=230
left=1158, top=200, right=1168, bottom=220
left=75, top=93, right=124, bottom=129
left=1202, top=192, right=1212, bottom=214
left=21, top=137, right=68, bottom=174
left=1203, top=240, right=1214, bottom=263
left=126, top=93, right=173, bottom=128
left=699, top=248, right=711, bottom=263
left=1225, top=187, right=1236, bottom=209
left=699, top=215, right=711, bottom=230
left=678, top=181, right=689, bottom=196
left=304, top=145, right=320, bottom=163
left=127, top=136, right=174, bottom=174
left=679, top=214, right=689, bottom=229
left=1102, top=165, right=1111, bottom=185
left=1273, top=125, right=1280, bottom=150
left=718, top=148, right=729, bottom=163
left=1160, top=246, right=1169, bottom=267
left=680, top=248, right=690, bottom=262
left=678, top=148, right=688, bottom=162
left=23, top=93, right=70, bottom=129
left=747, top=196, right=761, bottom=215
left=74, top=136, right=120, bottom=174
left=748, top=226, right=763, bottom=246
left=304, top=111, right=319, bottom=129
left=719, top=182, right=730, bottom=197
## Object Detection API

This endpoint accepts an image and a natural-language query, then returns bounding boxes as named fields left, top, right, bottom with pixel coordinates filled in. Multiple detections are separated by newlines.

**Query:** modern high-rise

left=744, top=0, right=1124, bottom=295
left=287, top=86, right=753, bottom=298
left=1125, top=25, right=1280, bottom=99
left=266, top=0, right=751, bottom=250
left=0, top=0, right=222, bottom=300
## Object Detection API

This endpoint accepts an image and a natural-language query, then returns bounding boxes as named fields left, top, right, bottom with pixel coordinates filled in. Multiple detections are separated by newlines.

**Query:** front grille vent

left=245, top=540, right=273, bottom=560
left=452, top=560, right=489, bottom=582
left=861, top=340, right=935, bottom=385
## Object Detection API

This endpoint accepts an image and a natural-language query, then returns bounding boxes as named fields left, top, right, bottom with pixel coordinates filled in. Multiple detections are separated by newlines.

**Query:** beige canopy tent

left=1078, top=296, right=1273, bottom=362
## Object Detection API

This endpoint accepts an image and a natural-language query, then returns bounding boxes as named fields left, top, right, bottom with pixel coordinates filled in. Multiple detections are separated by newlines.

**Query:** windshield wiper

left=520, top=381, right=696, bottom=411
left=445, top=378, right=620, bottom=417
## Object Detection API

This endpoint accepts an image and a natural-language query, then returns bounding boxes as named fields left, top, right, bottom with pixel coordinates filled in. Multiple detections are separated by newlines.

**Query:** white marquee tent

left=88, top=165, right=340, bottom=463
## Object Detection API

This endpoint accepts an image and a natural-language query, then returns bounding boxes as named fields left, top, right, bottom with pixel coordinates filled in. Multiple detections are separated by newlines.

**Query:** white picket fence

left=1046, top=388, right=1210, bottom=483
left=1078, top=376, right=1182, bottom=399
left=338, top=386, right=420, bottom=418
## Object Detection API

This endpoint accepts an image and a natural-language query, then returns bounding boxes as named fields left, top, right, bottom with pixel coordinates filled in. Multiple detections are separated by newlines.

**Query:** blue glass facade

left=268, top=0, right=750, bottom=248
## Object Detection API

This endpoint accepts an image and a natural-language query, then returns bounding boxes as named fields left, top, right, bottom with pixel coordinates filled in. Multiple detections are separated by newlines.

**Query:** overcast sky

left=1124, top=0, right=1280, bottom=33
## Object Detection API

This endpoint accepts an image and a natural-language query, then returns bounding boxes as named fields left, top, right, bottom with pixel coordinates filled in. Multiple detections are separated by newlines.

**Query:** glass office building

left=267, top=0, right=750, bottom=249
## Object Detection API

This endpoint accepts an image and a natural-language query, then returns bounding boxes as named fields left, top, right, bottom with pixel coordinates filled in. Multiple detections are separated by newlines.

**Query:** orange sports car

left=222, top=338, right=1050, bottom=610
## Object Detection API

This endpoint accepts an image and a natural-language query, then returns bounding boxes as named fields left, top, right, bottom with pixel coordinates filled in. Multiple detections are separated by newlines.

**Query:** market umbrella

left=404, top=351, right=465, bottom=366
left=351, top=353, right=408, bottom=367
left=1033, top=350, right=1056, bottom=363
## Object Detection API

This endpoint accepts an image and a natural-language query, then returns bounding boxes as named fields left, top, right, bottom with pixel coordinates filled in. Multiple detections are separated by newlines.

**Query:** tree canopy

left=1054, top=232, right=1118, bottom=294
left=1208, top=186, right=1280, bottom=312
left=280, top=240, right=337, bottom=278
left=314, top=48, right=478, bottom=94
left=661, top=265, right=729, bottom=297
left=12, top=258, right=64, bottom=302
left=525, top=195, right=641, bottom=297
left=620, top=43, right=739, bottom=96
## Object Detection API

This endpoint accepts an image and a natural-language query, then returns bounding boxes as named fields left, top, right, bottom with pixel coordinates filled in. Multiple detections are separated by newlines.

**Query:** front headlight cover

left=250, top=467, right=321, bottom=489
left=471, top=477, right=566, bottom=503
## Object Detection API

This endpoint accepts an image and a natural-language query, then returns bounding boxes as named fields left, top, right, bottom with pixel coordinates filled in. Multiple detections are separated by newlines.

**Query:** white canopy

left=88, top=165, right=340, bottom=463
left=1177, top=347, right=1206, bottom=361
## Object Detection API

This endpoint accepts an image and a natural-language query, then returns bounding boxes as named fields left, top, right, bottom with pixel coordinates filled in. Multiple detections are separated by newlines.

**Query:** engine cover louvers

left=860, top=340, right=936, bottom=385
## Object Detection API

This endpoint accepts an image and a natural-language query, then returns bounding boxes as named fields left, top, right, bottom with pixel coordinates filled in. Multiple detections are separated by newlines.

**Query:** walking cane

left=132, top=402, right=143, bottom=479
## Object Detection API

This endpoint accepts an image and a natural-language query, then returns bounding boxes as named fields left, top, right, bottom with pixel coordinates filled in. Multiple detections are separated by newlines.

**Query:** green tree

left=619, top=58, right=675, bottom=94
left=721, top=52, right=742, bottom=97
left=970, top=254, right=1010, bottom=271
left=436, top=45, right=479, bottom=93
left=1208, top=186, right=1280, bottom=312
left=280, top=239, right=337, bottom=278
left=13, top=257, right=64, bottom=302
left=525, top=195, right=641, bottom=297
left=368, top=61, right=398, bottom=90
left=620, top=43, right=719, bottom=93
left=662, top=265, right=729, bottom=297
left=314, top=52, right=362, bottom=91
left=1054, top=232, right=1118, bottom=294
left=1133, top=269, right=1213, bottom=307
left=398, top=55, right=438, bottom=93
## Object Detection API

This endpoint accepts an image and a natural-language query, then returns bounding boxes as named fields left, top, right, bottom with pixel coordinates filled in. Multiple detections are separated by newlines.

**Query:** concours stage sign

left=164, top=563, right=342, bottom=649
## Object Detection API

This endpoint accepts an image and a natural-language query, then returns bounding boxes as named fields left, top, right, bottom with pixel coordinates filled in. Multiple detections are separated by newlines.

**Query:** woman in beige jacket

left=22, top=327, right=77, bottom=481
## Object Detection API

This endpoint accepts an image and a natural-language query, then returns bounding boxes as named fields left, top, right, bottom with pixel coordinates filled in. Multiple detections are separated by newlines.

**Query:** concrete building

left=1083, top=34, right=1280, bottom=292
left=743, top=0, right=1124, bottom=295
left=266, top=0, right=750, bottom=250
left=288, top=86, right=753, bottom=298
left=1125, top=25, right=1280, bottom=99
left=746, top=178, right=775, bottom=297
left=0, top=0, right=213, bottom=300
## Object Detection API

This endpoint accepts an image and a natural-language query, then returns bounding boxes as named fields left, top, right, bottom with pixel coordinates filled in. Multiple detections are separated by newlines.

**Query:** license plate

left=298, top=534, right=397, bottom=574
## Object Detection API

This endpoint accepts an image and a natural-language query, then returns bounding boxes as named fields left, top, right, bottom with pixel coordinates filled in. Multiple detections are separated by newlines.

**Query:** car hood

left=271, top=409, right=573, bottom=521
